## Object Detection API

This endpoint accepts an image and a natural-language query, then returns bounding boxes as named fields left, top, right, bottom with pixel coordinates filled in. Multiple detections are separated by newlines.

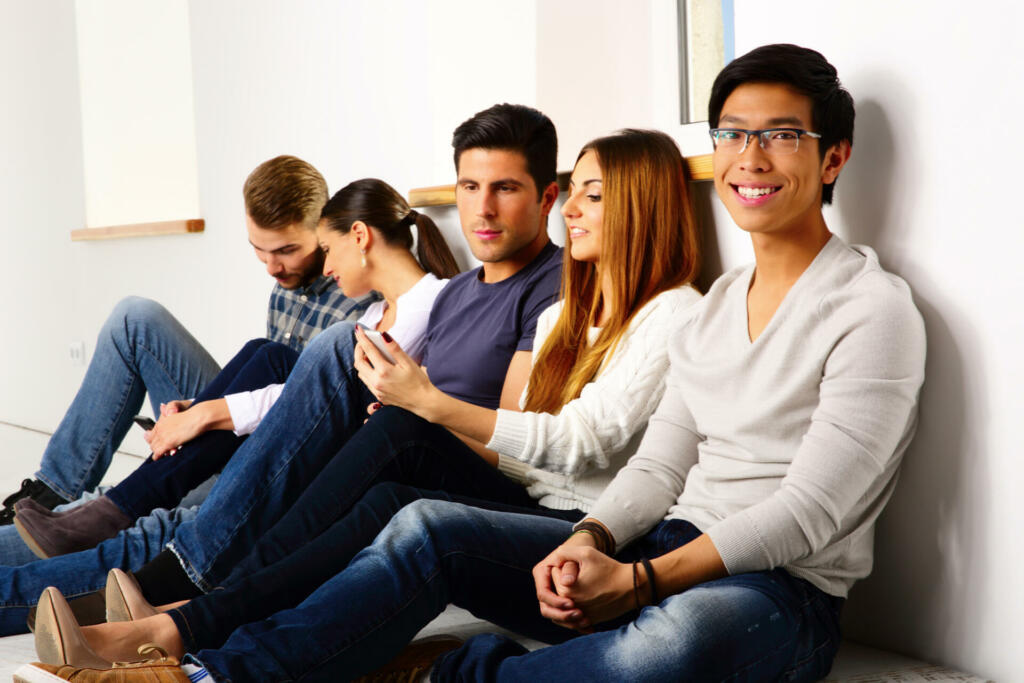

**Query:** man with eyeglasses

left=17, top=45, right=927, bottom=682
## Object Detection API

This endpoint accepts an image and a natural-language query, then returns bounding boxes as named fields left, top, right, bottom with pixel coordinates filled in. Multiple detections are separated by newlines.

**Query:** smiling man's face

left=713, top=82, right=841, bottom=238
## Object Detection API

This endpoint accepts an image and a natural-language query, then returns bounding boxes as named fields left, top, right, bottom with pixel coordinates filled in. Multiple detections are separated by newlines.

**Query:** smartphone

left=132, top=415, right=156, bottom=431
left=359, top=327, right=396, bottom=364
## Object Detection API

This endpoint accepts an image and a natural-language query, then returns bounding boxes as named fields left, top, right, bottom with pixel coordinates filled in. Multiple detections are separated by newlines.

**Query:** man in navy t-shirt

left=421, top=106, right=562, bottom=412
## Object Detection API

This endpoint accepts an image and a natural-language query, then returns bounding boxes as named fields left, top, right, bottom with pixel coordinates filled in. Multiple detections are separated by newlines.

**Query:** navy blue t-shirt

left=422, top=241, right=562, bottom=409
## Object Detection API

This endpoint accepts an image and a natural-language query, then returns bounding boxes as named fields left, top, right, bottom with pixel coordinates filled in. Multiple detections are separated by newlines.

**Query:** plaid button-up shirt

left=267, top=275, right=378, bottom=352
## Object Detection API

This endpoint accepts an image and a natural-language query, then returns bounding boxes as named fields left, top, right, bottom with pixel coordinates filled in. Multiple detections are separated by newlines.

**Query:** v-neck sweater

left=586, top=235, right=926, bottom=597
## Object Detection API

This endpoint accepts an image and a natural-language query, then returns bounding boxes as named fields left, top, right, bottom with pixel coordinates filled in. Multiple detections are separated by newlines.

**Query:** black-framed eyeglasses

left=709, top=128, right=822, bottom=155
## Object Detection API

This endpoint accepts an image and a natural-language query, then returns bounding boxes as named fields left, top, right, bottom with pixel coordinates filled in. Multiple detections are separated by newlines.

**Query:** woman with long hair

left=13, top=178, right=459, bottom=557
left=27, top=129, right=705, bottom=676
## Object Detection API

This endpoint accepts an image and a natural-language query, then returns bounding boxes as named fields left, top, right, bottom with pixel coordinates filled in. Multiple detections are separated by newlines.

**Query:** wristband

left=632, top=562, right=642, bottom=613
left=570, top=521, right=614, bottom=555
left=639, top=557, right=659, bottom=606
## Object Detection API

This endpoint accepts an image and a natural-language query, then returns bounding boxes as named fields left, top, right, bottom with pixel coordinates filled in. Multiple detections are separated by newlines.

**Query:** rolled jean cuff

left=166, top=541, right=213, bottom=593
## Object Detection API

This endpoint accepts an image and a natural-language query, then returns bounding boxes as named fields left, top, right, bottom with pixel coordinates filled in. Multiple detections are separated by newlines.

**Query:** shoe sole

left=33, top=589, right=66, bottom=667
left=13, top=516, right=52, bottom=560
left=13, top=663, right=67, bottom=683
left=106, top=568, right=143, bottom=622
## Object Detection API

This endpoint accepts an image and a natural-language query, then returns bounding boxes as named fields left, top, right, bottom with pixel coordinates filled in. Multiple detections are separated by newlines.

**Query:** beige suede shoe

left=104, top=569, right=159, bottom=623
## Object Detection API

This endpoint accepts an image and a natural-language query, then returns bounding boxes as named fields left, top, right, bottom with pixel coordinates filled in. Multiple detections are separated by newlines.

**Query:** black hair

left=451, top=103, right=558, bottom=197
left=320, top=178, right=459, bottom=279
left=708, top=44, right=854, bottom=204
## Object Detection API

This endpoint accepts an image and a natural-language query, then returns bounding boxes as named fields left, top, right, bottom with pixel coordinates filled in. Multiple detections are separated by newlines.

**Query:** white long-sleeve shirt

left=586, top=236, right=927, bottom=597
left=488, top=284, right=702, bottom=512
left=225, top=274, right=447, bottom=436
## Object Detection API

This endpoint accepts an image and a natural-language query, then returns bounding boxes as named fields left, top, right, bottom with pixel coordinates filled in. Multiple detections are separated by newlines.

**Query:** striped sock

left=180, top=663, right=212, bottom=682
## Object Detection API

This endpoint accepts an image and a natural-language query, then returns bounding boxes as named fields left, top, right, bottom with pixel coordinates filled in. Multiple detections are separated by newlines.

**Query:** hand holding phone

left=359, top=327, right=397, bottom=364
left=132, top=415, right=156, bottom=431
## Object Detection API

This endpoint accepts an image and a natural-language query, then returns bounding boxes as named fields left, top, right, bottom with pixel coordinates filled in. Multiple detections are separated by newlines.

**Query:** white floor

left=0, top=424, right=989, bottom=682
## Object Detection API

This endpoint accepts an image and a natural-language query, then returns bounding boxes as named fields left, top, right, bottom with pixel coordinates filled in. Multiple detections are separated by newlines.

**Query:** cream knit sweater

left=489, top=284, right=702, bottom=512
left=587, top=236, right=927, bottom=597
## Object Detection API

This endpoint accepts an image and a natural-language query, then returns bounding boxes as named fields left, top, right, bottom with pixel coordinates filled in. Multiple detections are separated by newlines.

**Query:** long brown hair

left=524, top=129, right=700, bottom=413
left=320, top=178, right=459, bottom=279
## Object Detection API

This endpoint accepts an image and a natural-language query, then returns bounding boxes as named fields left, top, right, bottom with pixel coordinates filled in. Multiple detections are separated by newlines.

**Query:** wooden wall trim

left=71, top=218, right=205, bottom=241
left=409, top=153, right=713, bottom=208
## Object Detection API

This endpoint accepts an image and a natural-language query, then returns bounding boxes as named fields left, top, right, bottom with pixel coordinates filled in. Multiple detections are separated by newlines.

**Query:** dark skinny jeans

left=168, top=480, right=582, bottom=652
left=106, top=339, right=299, bottom=519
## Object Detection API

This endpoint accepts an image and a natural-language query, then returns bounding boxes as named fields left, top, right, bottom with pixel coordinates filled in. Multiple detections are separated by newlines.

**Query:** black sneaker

left=0, top=478, right=65, bottom=525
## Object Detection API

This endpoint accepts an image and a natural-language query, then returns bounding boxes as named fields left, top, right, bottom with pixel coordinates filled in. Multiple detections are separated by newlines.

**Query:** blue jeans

left=37, top=297, right=221, bottom=501
left=0, top=323, right=377, bottom=634
left=106, top=339, right=299, bottom=519
left=166, top=322, right=377, bottom=590
left=191, top=502, right=843, bottom=682
left=169, top=482, right=581, bottom=652
left=0, top=504, right=198, bottom=634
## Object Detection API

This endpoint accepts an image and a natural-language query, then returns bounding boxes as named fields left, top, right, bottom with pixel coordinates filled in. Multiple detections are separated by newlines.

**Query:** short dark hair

left=708, top=44, right=854, bottom=204
left=451, top=103, right=558, bottom=196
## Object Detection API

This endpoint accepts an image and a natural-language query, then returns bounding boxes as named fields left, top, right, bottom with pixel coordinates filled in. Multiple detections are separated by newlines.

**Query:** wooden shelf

left=71, top=218, right=205, bottom=241
left=409, top=153, right=713, bottom=207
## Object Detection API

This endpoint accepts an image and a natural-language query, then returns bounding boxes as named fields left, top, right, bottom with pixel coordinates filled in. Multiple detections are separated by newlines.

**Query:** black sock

left=132, top=548, right=203, bottom=605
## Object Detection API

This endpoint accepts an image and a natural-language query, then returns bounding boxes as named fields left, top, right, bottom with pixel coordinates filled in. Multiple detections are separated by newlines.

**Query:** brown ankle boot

left=14, top=496, right=132, bottom=559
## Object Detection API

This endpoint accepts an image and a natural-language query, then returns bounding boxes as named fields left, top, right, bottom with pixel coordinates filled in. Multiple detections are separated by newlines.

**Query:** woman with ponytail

left=13, top=178, right=459, bottom=556
left=315, top=178, right=458, bottom=363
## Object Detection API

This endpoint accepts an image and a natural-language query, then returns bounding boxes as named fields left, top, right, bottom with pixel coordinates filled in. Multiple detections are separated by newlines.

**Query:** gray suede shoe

left=14, top=496, right=131, bottom=559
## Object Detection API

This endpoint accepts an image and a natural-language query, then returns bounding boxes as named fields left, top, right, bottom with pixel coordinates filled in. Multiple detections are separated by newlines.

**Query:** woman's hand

left=532, top=533, right=635, bottom=632
left=145, top=400, right=220, bottom=459
left=352, top=328, right=442, bottom=419
left=159, top=399, right=193, bottom=417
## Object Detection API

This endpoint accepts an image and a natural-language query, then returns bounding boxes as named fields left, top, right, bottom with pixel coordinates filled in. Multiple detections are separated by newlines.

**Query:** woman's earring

left=360, top=249, right=367, bottom=268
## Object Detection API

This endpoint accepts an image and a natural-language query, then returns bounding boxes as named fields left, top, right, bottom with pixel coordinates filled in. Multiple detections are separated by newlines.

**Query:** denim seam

left=780, top=590, right=840, bottom=678
left=719, top=584, right=816, bottom=683
left=45, top=361, right=136, bottom=502
left=0, top=582, right=109, bottom=611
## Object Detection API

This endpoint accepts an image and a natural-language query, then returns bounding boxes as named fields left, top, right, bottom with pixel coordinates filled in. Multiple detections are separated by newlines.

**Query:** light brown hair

left=243, top=155, right=328, bottom=230
left=525, top=129, right=701, bottom=413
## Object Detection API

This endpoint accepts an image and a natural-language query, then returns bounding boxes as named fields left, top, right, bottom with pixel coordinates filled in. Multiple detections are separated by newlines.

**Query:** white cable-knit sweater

left=488, top=285, right=702, bottom=512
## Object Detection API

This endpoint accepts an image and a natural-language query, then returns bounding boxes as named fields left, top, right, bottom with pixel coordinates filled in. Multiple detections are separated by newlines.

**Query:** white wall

left=0, top=0, right=537, bottom=435
left=0, top=1, right=88, bottom=432
left=2, top=1, right=1021, bottom=679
